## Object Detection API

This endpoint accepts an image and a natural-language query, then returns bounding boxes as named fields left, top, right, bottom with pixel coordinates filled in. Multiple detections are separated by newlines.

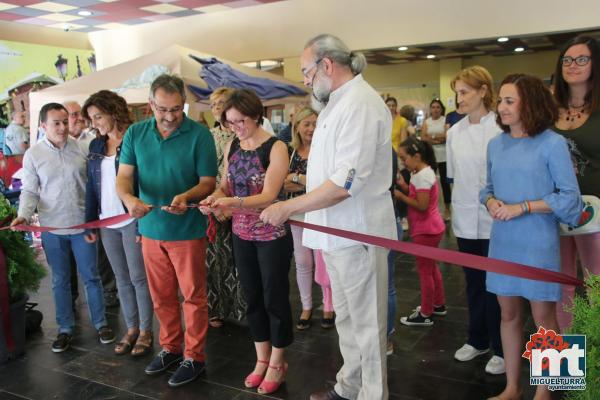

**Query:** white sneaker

left=485, top=355, right=506, bottom=375
left=454, top=344, right=489, bottom=361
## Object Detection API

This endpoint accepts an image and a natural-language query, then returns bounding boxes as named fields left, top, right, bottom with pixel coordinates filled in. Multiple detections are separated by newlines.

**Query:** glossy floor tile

left=0, top=228, right=565, bottom=399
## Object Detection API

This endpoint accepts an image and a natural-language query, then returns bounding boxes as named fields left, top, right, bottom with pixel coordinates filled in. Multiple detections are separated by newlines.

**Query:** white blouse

left=425, top=116, right=446, bottom=163
left=100, top=155, right=135, bottom=229
left=446, top=111, right=502, bottom=239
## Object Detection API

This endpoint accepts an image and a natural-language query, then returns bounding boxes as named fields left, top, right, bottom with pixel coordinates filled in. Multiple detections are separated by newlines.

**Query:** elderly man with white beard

left=260, top=34, right=396, bottom=400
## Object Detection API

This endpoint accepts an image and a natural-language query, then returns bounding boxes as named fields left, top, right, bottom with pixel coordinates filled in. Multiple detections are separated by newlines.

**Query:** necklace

left=566, top=102, right=587, bottom=122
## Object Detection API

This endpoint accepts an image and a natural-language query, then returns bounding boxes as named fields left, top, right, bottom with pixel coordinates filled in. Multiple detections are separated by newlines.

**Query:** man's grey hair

left=150, top=74, right=186, bottom=101
left=304, top=34, right=367, bottom=75
left=62, top=100, right=80, bottom=108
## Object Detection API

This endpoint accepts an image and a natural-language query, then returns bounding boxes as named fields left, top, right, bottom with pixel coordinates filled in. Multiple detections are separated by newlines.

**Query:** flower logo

left=522, top=326, right=570, bottom=371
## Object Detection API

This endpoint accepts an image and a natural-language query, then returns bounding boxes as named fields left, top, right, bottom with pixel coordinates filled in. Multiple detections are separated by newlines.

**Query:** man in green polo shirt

left=116, top=74, right=217, bottom=387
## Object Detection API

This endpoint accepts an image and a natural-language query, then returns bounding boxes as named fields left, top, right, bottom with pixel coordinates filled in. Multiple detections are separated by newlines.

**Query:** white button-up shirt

left=446, top=111, right=502, bottom=239
left=303, top=74, right=397, bottom=251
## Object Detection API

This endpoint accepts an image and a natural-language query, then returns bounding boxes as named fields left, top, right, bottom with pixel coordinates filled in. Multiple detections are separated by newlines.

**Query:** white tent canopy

left=29, top=44, right=307, bottom=137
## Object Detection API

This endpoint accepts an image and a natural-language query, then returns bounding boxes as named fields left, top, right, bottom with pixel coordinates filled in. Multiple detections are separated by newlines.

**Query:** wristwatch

left=292, top=173, right=300, bottom=184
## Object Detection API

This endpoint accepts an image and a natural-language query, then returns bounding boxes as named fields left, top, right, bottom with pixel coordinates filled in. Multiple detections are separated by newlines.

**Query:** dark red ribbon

left=198, top=205, right=581, bottom=286
left=4, top=207, right=583, bottom=287
left=288, top=219, right=582, bottom=286
left=2, top=214, right=132, bottom=232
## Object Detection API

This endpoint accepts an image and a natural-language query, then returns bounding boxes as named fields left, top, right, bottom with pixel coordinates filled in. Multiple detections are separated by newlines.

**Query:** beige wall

left=362, top=61, right=439, bottom=89
left=464, top=51, right=559, bottom=83
left=439, top=59, right=463, bottom=111
left=88, top=0, right=600, bottom=69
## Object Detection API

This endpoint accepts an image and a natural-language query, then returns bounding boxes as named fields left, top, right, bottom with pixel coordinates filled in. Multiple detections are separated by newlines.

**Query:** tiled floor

left=0, top=229, right=560, bottom=399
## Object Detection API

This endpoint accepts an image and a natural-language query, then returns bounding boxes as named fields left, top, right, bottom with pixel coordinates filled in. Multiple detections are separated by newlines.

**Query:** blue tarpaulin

left=187, top=55, right=306, bottom=100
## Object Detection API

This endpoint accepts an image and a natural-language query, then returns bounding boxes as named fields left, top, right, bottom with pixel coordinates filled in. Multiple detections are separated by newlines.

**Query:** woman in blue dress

left=481, top=74, right=582, bottom=400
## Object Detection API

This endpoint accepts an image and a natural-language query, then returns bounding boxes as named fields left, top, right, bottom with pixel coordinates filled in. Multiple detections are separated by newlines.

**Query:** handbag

left=560, top=195, right=600, bottom=236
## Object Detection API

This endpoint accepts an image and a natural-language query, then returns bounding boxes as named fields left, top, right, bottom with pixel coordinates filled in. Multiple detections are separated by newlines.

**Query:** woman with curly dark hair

left=82, top=90, right=154, bottom=357
left=552, top=35, right=600, bottom=331
left=481, top=74, right=582, bottom=400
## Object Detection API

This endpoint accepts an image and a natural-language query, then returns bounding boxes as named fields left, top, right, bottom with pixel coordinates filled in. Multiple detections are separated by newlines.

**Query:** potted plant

left=566, top=274, right=600, bottom=400
left=0, top=194, right=46, bottom=363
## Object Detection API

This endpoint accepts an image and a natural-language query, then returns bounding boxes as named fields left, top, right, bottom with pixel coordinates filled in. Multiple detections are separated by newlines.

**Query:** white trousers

left=322, top=244, right=388, bottom=400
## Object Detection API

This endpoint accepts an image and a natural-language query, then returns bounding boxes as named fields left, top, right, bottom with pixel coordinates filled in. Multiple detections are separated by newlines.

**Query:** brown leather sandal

left=131, top=331, right=153, bottom=357
left=114, top=332, right=139, bottom=355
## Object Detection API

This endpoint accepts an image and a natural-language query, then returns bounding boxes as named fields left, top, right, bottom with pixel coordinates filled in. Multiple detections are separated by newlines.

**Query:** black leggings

left=232, top=233, right=294, bottom=348
left=438, top=162, right=452, bottom=205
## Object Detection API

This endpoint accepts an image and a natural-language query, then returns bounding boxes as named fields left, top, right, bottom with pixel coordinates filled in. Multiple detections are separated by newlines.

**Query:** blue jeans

left=41, top=231, right=107, bottom=334
left=387, top=216, right=403, bottom=336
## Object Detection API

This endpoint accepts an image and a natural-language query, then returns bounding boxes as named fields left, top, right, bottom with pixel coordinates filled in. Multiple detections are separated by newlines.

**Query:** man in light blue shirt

left=4, top=111, right=28, bottom=155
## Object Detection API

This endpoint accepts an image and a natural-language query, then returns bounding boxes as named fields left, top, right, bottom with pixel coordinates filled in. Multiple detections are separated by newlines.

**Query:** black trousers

left=456, top=237, right=503, bottom=356
left=438, top=162, right=452, bottom=205
left=232, top=233, right=294, bottom=348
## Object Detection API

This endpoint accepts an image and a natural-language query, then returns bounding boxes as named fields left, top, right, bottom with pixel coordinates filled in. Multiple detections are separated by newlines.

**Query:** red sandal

left=244, top=359, right=269, bottom=388
left=257, top=362, right=288, bottom=394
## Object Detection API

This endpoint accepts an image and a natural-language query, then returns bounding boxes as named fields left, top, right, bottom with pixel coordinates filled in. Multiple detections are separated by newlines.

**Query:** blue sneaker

left=168, top=358, right=205, bottom=387
left=144, top=350, right=183, bottom=375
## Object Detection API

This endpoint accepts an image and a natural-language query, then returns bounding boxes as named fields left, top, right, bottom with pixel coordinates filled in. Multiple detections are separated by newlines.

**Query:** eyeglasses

left=152, top=101, right=183, bottom=114
left=301, top=58, right=324, bottom=79
left=562, top=55, right=591, bottom=67
left=224, top=117, right=250, bottom=130
left=210, top=100, right=225, bottom=109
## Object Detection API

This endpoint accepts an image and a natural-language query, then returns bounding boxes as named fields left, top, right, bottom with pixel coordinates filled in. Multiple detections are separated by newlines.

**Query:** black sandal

left=321, top=312, right=335, bottom=329
left=296, top=310, right=312, bottom=330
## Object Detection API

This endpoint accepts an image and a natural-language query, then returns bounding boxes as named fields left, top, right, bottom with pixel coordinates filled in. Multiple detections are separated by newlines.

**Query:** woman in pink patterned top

left=200, top=89, right=292, bottom=395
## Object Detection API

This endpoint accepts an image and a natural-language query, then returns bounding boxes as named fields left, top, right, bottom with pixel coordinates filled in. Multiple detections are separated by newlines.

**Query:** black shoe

left=168, top=359, right=205, bottom=387
left=296, top=310, right=312, bottom=330
left=145, top=350, right=183, bottom=375
left=415, top=304, right=447, bottom=316
left=52, top=333, right=72, bottom=353
left=321, top=313, right=335, bottom=329
left=98, top=326, right=115, bottom=344
left=400, top=310, right=434, bottom=326
left=104, top=292, right=119, bottom=308
left=309, top=388, right=349, bottom=400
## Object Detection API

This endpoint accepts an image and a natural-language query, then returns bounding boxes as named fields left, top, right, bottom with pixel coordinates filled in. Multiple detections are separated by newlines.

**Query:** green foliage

left=0, top=196, right=46, bottom=302
left=566, top=274, right=600, bottom=399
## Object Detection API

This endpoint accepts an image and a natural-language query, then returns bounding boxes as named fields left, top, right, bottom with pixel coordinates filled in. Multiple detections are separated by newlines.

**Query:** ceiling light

left=514, top=47, right=525, bottom=52
left=398, top=46, right=408, bottom=51
left=426, top=54, right=436, bottom=59
left=77, top=10, right=92, bottom=16
left=497, top=37, right=509, bottom=42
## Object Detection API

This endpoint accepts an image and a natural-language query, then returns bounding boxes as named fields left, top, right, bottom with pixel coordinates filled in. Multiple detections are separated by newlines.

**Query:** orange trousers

left=141, top=237, right=207, bottom=361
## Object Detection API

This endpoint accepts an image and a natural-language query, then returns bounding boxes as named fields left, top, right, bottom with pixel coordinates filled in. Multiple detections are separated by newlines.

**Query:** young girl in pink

left=396, top=137, right=447, bottom=326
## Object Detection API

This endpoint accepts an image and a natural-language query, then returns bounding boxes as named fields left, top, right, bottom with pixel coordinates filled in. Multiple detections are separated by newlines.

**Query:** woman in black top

left=552, top=35, right=600, bottom=331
